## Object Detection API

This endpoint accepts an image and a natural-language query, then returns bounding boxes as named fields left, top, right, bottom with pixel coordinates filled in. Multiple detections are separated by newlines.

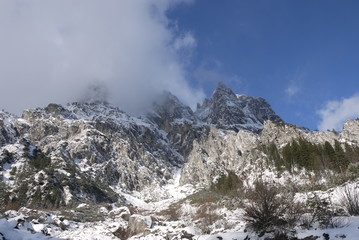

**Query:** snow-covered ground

left=2, top=179, right=359, bottom=240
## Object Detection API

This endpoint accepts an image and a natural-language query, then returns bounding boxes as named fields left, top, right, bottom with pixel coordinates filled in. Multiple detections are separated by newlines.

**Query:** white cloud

left=0, top=0, right=204, bottom=114
left=317, top=94, right=359, bottom=131
left=285, top=85, right=300, bottom=97
left=284, top=71, right=305, bottom=98
left=174, top=32, right=196, bottom=50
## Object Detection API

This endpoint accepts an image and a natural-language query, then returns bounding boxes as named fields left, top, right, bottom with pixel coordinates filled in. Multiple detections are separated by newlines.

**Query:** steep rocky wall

left=179, top=127, right=258, bottom=187
left=341, top=119, right=359, bottom=144
left=180, top=119, right=359, bottom=188
left=260, top=121, right=339, bottom=147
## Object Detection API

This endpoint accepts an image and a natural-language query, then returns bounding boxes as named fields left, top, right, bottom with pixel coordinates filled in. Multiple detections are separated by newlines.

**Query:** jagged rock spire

left=195, top=82, right=282, bottom=131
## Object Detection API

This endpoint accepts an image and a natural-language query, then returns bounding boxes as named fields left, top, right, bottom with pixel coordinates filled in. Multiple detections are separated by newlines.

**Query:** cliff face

left=179, top=128, right=258, bottom=186
left=180, top=118, right=359, bottom=189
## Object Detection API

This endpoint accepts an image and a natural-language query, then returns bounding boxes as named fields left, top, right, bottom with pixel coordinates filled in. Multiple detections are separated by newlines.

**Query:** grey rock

left=128, top=214, right=153, bottom=237
left=0, top=111, right=18, bottom=147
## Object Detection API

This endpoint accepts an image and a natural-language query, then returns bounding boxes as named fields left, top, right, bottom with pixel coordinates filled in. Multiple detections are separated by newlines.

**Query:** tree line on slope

left=262, top=138, right=359, bottom=175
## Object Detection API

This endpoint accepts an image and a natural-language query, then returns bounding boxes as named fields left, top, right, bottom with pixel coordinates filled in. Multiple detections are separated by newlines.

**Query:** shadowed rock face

left=196, top=83, right=249, bottom=125
left=0, top=111, right=18, bottom=147
left=195, top=82, right=283, bottom=132
left=235, top=94, right=283, bottom=123
left=147, top=91, right=195, bottom=129
left=145, top=91, right=209, bottom=158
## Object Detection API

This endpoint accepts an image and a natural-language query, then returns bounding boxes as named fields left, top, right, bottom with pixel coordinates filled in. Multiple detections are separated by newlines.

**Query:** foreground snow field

left=1, top=180, right=359, bottom=240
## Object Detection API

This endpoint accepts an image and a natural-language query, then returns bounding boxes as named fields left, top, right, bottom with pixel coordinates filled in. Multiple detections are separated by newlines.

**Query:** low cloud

left=317, top=94, right=359, bottom=131
left=0, top=0, right=204, bottom=115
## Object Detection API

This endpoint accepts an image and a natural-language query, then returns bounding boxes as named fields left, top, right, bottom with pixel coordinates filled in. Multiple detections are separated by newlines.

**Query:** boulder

left=128, top=214, right=153, bottom=237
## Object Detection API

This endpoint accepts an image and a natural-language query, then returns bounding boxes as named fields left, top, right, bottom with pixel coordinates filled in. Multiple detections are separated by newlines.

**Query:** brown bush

left=194, top=203, right=221, bottom=234
left=243, top=180, right=302, bottom=236
left=157, top=205, right=180, bottom=221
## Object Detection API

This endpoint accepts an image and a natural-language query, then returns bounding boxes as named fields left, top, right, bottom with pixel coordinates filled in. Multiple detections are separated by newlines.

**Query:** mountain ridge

left=1, top=83, right=359, bottom=239
left=0, top=83, right=286, bottom=208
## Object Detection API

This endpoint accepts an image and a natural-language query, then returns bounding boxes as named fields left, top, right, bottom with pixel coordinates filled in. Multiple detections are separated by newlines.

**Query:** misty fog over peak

left=0, top=0, right=204, bottom=115
left=79, top=81, right=109, bottom=104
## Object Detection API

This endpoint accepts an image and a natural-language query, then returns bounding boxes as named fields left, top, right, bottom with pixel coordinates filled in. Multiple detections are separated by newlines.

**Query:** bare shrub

left=243, top=180, right=284, bottom=233
left=306, top=193, right=336, bottom=229
left=194, top=203, right=221, bottom=234
left=340, top=184, right=359, bottom=216
left=243, top=180, right=302, bottom=236
left=157, top=205, right=180, bottom=221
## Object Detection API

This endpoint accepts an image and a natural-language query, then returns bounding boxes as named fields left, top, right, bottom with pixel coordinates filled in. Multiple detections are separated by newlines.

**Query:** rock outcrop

left=180, top=127, right=258, bottom=186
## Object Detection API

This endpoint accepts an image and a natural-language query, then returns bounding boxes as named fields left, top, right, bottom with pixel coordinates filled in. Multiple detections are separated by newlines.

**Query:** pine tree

left=31, top=187, right=42, bottom=207
left=297, top=138, right=312, bottom=169
left=268, top=143, right=283, bottom=170
left=0, top=174, right=7, bottom=213
left=323, top=141, right=336, bottom=169
left=334, top=140, right=348, bottom=172
left=17, top=182, right=29, bottom=206
left=282, top=143, right=294, bottom=172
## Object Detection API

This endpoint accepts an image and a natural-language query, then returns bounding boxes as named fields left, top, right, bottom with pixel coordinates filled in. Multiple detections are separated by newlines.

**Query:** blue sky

left=169, top=0, right=359, bottom=130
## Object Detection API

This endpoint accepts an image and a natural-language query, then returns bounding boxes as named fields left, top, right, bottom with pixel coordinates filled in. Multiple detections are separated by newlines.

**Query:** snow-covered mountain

left=196, top=82, right=282, bottom=132
left=1, top=83, right=359, bottom=240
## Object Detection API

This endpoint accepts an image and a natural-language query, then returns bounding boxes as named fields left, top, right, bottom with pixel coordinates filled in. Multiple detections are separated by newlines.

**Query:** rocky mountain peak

left=212, top=82, right=238, bottom=100
left=236, top=95, right=283, bottom=124
left=195, top=82, right=282, bottom=132
left=144, top=91, right=202, bottom=157
left=146, top=91, right=195, bottom=127
left=0, top=111, right=18, bottom=146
